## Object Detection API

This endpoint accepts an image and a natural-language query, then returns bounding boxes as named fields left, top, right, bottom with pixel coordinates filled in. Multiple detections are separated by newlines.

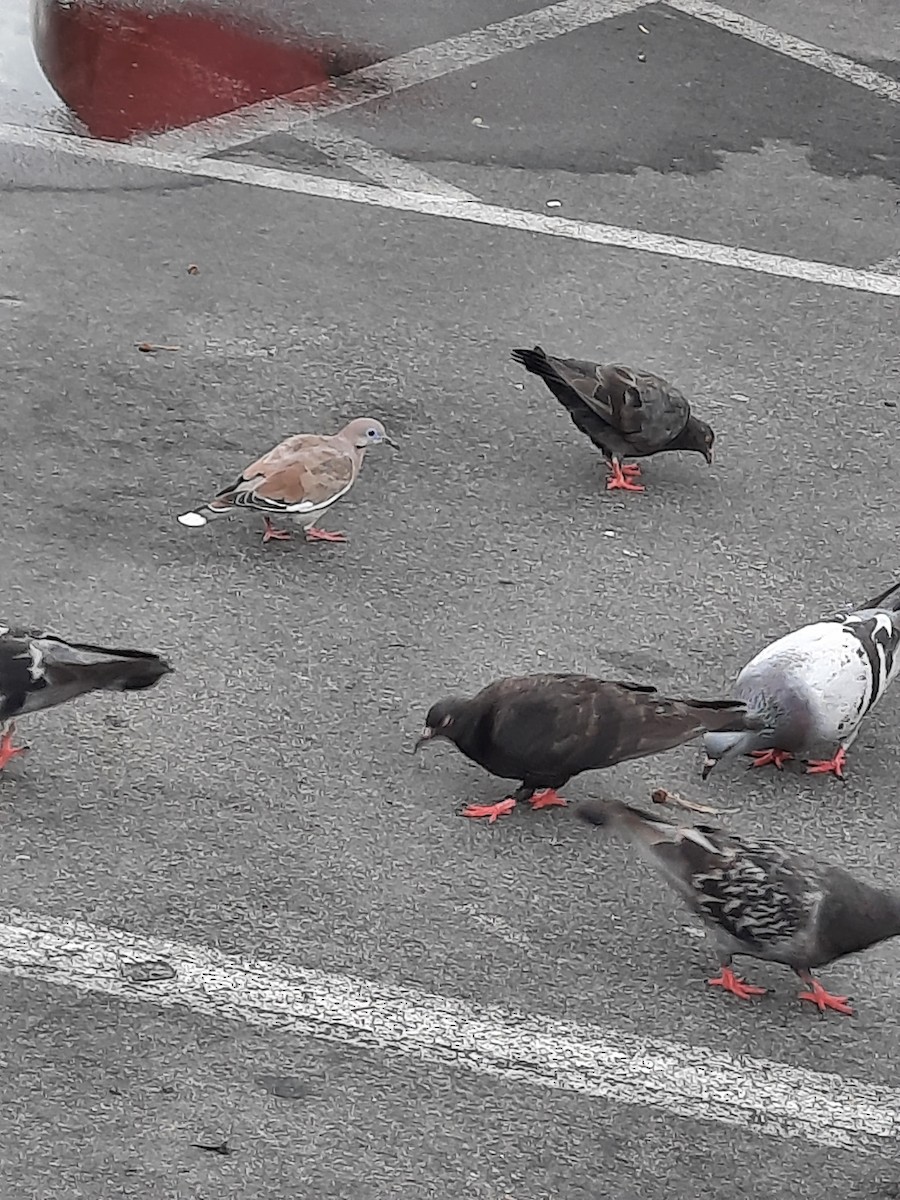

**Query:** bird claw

left=0, top=726, right=28, bottom=770
left=707, top=966, right=767, bottom=1000
left=606, top=475, right=645, bottom=493
left=798, top=980, right=854, bottom=1016
left=528, top=789, right=567, bottom=811
left=262, top=518, right=292, bottom=543
left=461, top=798, right=517, bottom=823
left=748, top=749, right=793, bottom=770
left=305, top=527, right=347, bottom=543
left=805, top=748, right=847, bottom=779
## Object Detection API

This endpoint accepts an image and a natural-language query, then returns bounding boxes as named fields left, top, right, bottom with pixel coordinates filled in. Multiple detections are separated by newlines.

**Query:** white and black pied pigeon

left=577, top=798, right=900, bottom=1015
left=701, top=577, right=900, bottom=780
left=0, top=625, right=173, bottom=771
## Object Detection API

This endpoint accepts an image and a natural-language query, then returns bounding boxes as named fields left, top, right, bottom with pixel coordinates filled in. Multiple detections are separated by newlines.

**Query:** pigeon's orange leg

left=305, top=527, right=347, bottom=543
left=707, top=965, right=767, bottom=1000
left=462, top=797, right=517, bottom=823
left=0, top=723, right=27, bottom=770
left=805, top=746, right=847, bottom=779
left=528, top=788, right=568, bottom=811
left=750, top=749, right=794, bottom=770
left=262, top=517, right=292, bottom=543
left=796, top=973, right=854, bottom=1016
left=605, top=460, right=645, bottom=493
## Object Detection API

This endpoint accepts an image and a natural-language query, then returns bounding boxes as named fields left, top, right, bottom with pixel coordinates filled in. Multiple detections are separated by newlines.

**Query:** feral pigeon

left=701, top=577, right=900, bottom=780
left=577, top=797, right=900, bottom=1015
left=177, top=417, right=396, bottom=544
left=510, top=345, right=714, bottom=493
left=0, top=626, right=173, bottom=771
left=414, top=673, right=761, bottom=822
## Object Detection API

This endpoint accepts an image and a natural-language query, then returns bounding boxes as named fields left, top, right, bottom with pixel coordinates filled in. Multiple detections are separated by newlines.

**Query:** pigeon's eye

left=367, top=428, right=378, bottom=438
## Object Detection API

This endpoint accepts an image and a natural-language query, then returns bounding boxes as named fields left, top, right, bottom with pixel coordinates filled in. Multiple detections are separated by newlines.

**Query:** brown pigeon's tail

left=511, top=346, right=613, bottom=452
left=683, top=699, right=765, bottom=735
left=511, top=345, right=559, bottom=382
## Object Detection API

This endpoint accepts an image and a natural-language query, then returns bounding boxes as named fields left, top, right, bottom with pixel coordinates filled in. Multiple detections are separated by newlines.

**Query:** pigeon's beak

left=384, top=435, right=399, bottom=450
left=413, top=727, right=434, bottom=752
left=704, top=447, right=713, bottom=465
left=701, top=756, right=717, bottom=781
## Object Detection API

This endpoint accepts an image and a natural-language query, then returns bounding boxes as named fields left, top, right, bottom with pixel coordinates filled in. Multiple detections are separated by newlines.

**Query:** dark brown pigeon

left=510, top=345, right=714, bottom=493
left=577, top=796, right=900, bottom=1016
left=0, top=625, right=173, bottom=771
left=413, top=674, right=761, bottom=822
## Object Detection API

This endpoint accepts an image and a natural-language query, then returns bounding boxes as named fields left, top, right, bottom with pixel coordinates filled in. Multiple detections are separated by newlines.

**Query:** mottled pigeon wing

left=217, top=436, right=356, bottom=515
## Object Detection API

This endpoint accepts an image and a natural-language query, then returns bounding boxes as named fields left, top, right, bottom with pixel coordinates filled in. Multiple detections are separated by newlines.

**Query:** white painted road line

left=0, top=908, right=898, bottom=1152
left=871, top=251, right=900, bottom=277
left=664, top=0, right=900, bottom=104
left=4, top=123, right=900, bottom=299
left=138, top=0, right=648, bottom=161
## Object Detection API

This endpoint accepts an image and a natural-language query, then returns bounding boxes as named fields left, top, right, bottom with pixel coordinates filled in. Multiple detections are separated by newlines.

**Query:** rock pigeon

left=177, top=417, right=396, bottom=544
left=701, top=577, right=900, bottom=781
left=413, top=673, right=761, bottom=822
left=576, top=796, right=900, bottom=1015
left=0, top=626, right=173, bottom=770
left=510, top=345, right=714, bottom=493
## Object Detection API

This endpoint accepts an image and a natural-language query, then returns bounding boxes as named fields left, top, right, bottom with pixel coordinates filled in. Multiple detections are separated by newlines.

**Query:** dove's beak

left=413, top=727, right=434, bottom=752
left=701, top=756, right=717, bottom=780
left=385, top=435, right=399, bottom=450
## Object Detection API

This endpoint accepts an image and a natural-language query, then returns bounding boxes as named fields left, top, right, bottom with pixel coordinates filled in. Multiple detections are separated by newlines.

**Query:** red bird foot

left=528, top=789, right=568, bottom=811
left=305, top=527, right=347, bottom=543
left=707, top=966, right=767, bottom=1000
left=462, top=797, right=517, bottom=823
left=749, top=749, right=794, bottom=770
left=0, top=725, right=28, bottom=770
left=805, top=747, right=847, bottom=779
left=605, top=461, right=645, bottom=493
left=262, top=517, right=292, bottom=543
left=797, top=976, right=854, bottom=1016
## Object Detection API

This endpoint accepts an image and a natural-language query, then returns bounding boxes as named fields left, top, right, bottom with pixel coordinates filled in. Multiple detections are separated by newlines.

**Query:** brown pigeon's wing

left=220, top=440, right=356, bottom=515
left=613, top=370, right=691, bottom=453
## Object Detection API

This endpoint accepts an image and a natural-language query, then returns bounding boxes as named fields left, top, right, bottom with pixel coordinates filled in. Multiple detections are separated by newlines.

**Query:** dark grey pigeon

left=510, top=345, right=714, bottom=493
left=414, top=673, right=760, bottom=823
left=0, top=625, right=173, bottom=771
left=577, top=797, right=900, bottom=1016
left=701, top=577, right=900, bottom=781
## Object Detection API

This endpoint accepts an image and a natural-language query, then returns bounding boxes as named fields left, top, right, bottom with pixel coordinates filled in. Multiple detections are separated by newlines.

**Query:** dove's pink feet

left=305, top=527, right=347, bottom=543
left=750, top=749, right=794, bottom=770
left=707, top=966, right=767, bottom=1000
left=262, top=517, right=292, bottom=543
left=805, top=747, right=847, bottom=779
left=462, top=797, right=517, bottom=823
left=797, top=975, right=854, bottom=1016
left=0, top=724, right=27, bottom=770
left=605, top=461, right=645, bottom=493
left=528, top=788, right=568, bottom=811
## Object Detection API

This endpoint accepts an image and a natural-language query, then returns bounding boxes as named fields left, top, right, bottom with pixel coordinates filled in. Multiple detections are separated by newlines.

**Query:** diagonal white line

left=137, top=0, right=648, bottom=161
left=663, top=0, right=900, bottom=103
left=0, top=908, right=898, bottom=1151
left=3, top=122, right=900, bottom=298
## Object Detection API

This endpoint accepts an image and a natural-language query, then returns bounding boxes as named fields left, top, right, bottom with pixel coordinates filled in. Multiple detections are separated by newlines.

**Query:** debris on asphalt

left=192, top=1137, right=234, bottom=1156
left=545, top=199, right=562, bottom=208
left=256, top=1074, right=312, bottom=1100
left=136, top=342, right=181, bottom=353
left=187, top=264, right=200, bottom=275
left=122, top=959, right=177, bottom=984
left=651, top=787, right=723, bottom=816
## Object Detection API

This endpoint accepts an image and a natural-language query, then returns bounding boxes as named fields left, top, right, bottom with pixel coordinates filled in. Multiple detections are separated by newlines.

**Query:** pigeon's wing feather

left=216, top=436, right=356, bottom=515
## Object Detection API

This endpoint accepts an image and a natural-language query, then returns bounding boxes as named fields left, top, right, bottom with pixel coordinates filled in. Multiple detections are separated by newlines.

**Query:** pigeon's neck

left=666, top=418, right=705, bottom=454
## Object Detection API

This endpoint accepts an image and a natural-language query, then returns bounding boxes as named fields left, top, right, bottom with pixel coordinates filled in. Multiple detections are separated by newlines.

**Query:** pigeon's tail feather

left=576, top=798, right=667, bottom=832
left=177, top=500, right=236, bottom=529
left=65, top=648, right=174, bottom=692
left=510, top=345, right=555, bottom=380
left=511, top=346, right=614, bottom=452
left=682, top=699, right=765, bottom=735
left=861, top=577, right=900, bottom=612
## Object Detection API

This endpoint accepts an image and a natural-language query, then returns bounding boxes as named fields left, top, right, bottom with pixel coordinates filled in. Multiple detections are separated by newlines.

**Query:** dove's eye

left=367, top=428, right=379, bottom=438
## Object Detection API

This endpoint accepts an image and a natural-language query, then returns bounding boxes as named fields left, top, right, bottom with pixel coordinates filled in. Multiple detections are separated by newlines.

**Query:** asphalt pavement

left=2, top=1, right=900, bottom=1197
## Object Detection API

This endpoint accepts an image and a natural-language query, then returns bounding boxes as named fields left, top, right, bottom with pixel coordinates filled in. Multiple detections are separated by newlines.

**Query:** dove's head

left=701, top=728, right=764, bottom=779
left=344, top=417, right=398, bottom=450
left=414, top=697, right=468, bottom=751
left=676, top=416, right=715, bottom=464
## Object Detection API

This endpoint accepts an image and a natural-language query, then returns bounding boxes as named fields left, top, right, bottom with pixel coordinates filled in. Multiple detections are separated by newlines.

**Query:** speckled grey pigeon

left=177, top=417, right=396, bottom=544
left=0, top=625, right=173, bottom=771
left=702, top=577, right=900, bottom=781
left=577, top=797, right=900, bottom=1015
left=510, top=345, right=714, bottom=492
left=414, top=673, right=761, bottom=822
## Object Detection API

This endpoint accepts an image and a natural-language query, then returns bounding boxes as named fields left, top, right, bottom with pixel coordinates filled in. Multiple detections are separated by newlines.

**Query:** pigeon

left=177, top=417, right=397, bottom=544
left=701, top=577, right=900, bottom=781
left=413, top=673, right=761, bottom=822
left=576, top=797, right=900, bottom=1015
left=0, top=625, right=173, bottom=771
left=510, top=345, right=714, bottom=493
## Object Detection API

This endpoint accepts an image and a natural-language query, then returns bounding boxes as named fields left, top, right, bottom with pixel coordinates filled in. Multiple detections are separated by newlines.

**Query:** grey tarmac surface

left=2, top=1, right=900, bottom=1197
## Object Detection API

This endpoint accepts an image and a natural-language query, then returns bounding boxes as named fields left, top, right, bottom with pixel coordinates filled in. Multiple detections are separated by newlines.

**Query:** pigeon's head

left=700, top=728, right=764, bottom=779
left=414, top=697, right=468, bottom=751
left=345, top=417, right=398, bottom=450
left=679, top=416, right=715, bottom=464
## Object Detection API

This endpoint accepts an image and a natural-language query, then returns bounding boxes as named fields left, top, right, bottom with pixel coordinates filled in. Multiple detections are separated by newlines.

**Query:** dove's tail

left=682, top=698, right=765, bottom=735
left=177, top=500, right=236, bottom=529
left=861, top=577, right=900, bottom=612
